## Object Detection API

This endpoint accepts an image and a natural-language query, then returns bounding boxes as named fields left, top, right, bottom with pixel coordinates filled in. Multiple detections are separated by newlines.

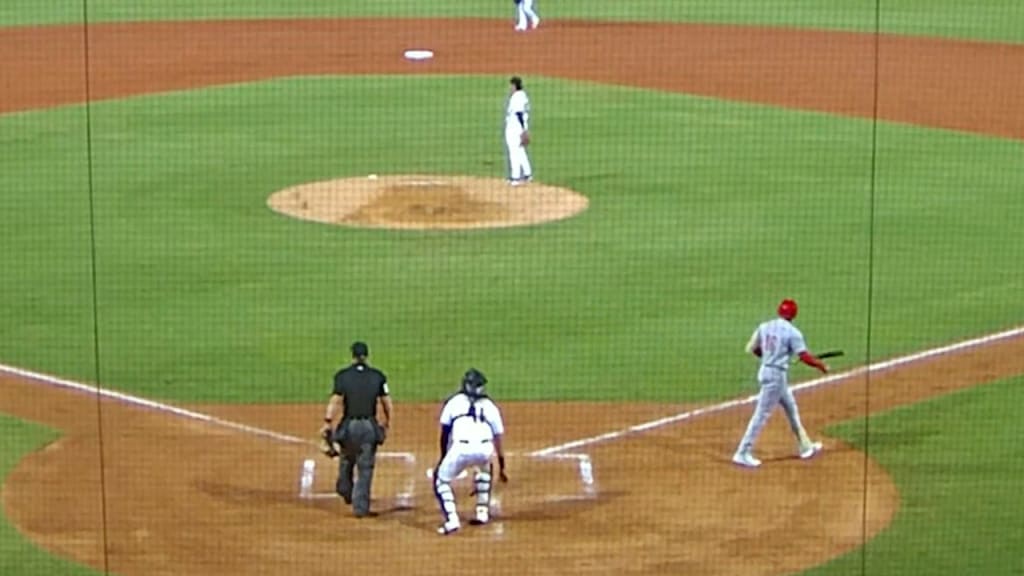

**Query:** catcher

left=433, top=369, right=508, bottom=535
left=319, top=341, right=392, bottom=517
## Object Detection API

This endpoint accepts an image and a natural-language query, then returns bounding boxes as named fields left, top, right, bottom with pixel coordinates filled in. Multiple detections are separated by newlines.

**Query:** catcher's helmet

left=777, top=299, right=799, bottom=320
left=461, top=368, right=488, bottom=397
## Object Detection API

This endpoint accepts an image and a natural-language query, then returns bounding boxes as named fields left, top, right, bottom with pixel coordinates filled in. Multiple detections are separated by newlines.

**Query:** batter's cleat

left=437, top=520, right=461, bottom=535
left=531, top=18, right=541, bottom=29
left=799, top=441, right=823, bottom=460
left=732, top=452, right=762, bottom=468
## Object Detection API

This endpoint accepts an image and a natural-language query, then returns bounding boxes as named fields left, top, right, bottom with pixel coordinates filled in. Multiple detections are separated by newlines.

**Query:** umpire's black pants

left=333, top=417, right=382, bottom=516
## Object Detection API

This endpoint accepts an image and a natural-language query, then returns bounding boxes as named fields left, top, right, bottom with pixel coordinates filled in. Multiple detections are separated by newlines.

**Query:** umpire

left=320, top=341, right=392, bottom=518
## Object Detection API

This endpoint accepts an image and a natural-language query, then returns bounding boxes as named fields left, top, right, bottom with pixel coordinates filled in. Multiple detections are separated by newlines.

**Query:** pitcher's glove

left=319, top=428, right=340, bottom=458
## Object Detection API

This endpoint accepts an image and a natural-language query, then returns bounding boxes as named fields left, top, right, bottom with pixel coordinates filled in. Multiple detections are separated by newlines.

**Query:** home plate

left=404, top=49, right=434, bottom=61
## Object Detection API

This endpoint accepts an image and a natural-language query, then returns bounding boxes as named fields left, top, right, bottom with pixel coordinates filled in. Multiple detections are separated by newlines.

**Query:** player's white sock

left=474, top=470, right=492, bottom=520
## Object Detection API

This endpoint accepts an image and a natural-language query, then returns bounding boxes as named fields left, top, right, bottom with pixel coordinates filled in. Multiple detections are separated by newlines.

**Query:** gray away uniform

left=735, top=318, right=816, bottom=459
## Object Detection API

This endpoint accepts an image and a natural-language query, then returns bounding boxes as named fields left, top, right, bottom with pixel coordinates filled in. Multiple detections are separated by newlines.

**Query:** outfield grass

left=1, top=0, right=1023, bottom=43
left=0, top=415, right=99, bottom=575
left=807, top=376, right=1024, bottom=575
left=1, top=75, right=1021, bottom=404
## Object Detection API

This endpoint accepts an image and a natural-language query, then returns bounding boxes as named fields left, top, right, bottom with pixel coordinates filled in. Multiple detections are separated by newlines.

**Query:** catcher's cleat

left=469, top=506, right=490, bottom=525
left=437, top=521, right=461, bottom=535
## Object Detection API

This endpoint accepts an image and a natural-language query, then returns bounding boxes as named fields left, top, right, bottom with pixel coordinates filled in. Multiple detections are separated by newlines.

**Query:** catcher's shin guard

left=471, top=467, right=492, bottom=524
left=433, top=477, right=459, bottom=527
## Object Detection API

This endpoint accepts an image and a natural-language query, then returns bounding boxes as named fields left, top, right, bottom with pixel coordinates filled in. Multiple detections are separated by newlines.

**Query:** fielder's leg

left=518, top=144, right=533, bottom=181
left=524, top=0, right=540, bottom=28
left=470, top=465, right=493, bottom=525
left=433, top=450, right=464, bottom=535
left=515, top=1, right=527, bottom=30
left=505, top=131, right=522, bottom=182
left=780, top=384, right=821, bottom=458
left=734, top=377, right=783, bottom=467
left=507, top=139, right=531, bottom=183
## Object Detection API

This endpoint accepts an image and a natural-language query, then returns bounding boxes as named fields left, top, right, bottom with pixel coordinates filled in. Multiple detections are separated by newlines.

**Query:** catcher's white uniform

left=433, top=392, right=505, bottom=534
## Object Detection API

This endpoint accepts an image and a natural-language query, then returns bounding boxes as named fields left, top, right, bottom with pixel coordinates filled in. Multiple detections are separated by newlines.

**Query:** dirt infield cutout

left=267, top=175, right=589, bottom=230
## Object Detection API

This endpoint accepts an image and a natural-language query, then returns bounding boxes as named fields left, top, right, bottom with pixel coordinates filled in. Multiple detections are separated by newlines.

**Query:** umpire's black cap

left=350, top=341, right=369, bottom=357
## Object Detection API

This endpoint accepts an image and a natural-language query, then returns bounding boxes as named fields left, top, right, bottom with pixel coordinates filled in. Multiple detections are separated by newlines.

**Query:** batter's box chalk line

left=297, top=454, right=418, bottom=508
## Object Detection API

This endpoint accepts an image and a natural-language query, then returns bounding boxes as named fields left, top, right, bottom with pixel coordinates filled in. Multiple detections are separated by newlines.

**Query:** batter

left=733, top=299, right=828, bottom=468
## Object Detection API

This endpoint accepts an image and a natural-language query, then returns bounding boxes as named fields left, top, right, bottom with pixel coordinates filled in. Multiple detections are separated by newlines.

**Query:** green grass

left=1, top=75, right=1021, bottom=404
left=2, top=0, right=1024, bottom=43
left=807, top=375, right=1024, bottom=575
left=0, top=415, right=100, bottom=575
left=0, top=108, right=99, bottom=381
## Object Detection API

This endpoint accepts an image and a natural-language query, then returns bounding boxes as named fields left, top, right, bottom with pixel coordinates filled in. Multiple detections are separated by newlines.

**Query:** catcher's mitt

left=319, top=428, right=340, bottom=458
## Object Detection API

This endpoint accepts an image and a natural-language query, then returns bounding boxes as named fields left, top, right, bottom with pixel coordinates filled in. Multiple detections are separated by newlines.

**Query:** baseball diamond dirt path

left=0, top=15, right=1022, bottom=576
left=1, top=19, right=1023, bottom=139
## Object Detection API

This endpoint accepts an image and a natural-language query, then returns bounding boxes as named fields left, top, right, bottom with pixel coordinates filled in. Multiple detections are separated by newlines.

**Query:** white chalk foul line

left=0, top=361, right=414, bottom=459
left=531, top=324, right=1024, bottom=457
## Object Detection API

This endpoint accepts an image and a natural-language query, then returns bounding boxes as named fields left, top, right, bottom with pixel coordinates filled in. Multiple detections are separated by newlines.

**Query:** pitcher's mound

left=267, top=175, right=589, bottom=230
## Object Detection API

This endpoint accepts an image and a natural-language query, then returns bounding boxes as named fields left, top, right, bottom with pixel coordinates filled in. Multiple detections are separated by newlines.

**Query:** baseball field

left=1, top=1, right=1023, bottom=574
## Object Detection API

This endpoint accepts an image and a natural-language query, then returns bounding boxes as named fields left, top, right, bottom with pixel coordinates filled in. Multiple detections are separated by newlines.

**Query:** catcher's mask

left=777, top=299, right=798, bottom=321
left=461, top=368, right=488, bottom=397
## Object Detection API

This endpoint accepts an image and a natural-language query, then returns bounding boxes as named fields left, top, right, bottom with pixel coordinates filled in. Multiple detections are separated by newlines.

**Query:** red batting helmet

left=777, top=299, right=798, bottom=320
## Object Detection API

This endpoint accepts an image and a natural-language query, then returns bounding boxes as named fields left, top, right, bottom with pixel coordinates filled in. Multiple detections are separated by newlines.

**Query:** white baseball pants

left=436, top=439, right=494, bottom=482
left=516, top=0, right=540, bottom=29
left=433, top=439, right=496, bottom=528
left=505, top=128, right=532, bottom=181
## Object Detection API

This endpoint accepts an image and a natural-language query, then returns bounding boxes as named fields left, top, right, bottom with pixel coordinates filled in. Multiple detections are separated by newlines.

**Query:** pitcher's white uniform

left=505, top=83, right=533, bottom=184
left=436, top=393, right=504, bottom=482
left=733, top=300, right=826, bottom=468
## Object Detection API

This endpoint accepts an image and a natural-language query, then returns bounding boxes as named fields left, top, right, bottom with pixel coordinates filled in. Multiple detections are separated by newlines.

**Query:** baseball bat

left=816, top=350, right=844, bottom=360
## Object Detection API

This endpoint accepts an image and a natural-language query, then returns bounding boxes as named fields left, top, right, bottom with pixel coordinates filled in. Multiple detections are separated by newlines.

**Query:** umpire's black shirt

left=333, top=362, right=389, bottom=419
